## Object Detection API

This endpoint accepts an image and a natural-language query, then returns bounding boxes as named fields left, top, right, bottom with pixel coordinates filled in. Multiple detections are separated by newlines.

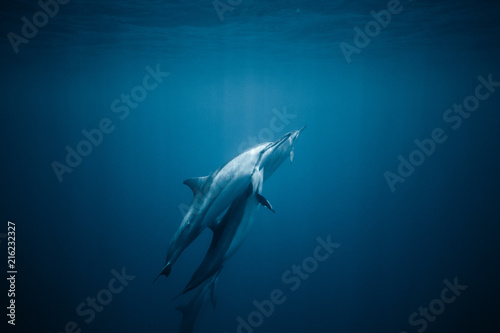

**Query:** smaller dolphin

left=219, top=126, right=306, bottom=261
left=176, top=270, right=220, bottom=333
left=181, top=168, right=273, bottom=295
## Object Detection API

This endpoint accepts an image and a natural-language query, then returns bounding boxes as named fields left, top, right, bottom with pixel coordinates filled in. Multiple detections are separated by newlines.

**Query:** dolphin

left=176, top=269, right=220, bottom=333
left=156, top=126, right=306, bottom=280
left=180, top=127, right=306, bottom=294
left=180, top=168, right=274, bottom=295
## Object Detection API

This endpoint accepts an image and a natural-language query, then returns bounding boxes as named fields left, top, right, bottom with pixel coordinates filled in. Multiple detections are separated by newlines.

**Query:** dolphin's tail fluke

left=180, top=283, right=196, bottom=296
left=172, top=282, right=195, bottom=300
left=175, top=271, right=220, bottom=333
left=153, top=263, right=172, bottom=282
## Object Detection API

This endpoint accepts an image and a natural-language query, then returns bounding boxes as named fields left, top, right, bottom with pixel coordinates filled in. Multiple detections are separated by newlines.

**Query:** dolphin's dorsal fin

left=256, top=193, right=275, bottom=213
left=183, top=176, right=209, bottom=195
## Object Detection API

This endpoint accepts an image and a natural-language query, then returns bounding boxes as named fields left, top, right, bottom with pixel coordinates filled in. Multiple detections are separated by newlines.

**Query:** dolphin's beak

left=289, top=126, right=306, bottom=163
left=292, top=125, right=307, bottom=140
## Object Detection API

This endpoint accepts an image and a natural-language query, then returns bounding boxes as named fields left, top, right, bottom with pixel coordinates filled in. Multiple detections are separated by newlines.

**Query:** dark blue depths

left=1, top=1, right=500, bottom=333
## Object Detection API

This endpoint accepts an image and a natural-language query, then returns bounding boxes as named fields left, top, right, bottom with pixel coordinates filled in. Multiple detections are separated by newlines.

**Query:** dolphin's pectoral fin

left=183, top=176, right=209, bottom=195
left=208, top=217, right=223, bottom=233
left=290, top=149, right=295, bottom=163
left=153, top=263, right=172, bottom=282
left=256, top=193, right=275, bottom=213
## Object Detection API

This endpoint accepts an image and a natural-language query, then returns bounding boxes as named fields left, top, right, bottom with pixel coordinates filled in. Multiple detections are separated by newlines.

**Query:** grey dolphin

left=156, top=126, right=306, bottom=281
left=180, top=127, right=305, bottom=293
left=175, top=269, right=220, bottom=333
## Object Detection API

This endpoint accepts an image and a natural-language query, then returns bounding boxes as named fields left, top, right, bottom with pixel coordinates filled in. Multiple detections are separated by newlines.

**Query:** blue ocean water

left=1, top=0, right=500, bottom=332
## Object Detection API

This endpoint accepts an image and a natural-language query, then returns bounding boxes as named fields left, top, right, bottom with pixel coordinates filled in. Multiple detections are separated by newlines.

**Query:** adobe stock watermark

left=225, top=235, right=340, bottom=333
left=213, top=0, right=244, bottom=21
left=237, top=106, right=297, bottom=153
left=7, top=0, right=71, bottom=54
left=399, top=277, right=467, bottom=333
left=339, top=0, right=405, bottom=64
left=384, top=73, right=499, bottom=193
left=176, top=106, right=297, bottom=218
left=49, top=267, right=135, bottom=333
left=51, top=64, right=169, bottom=183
